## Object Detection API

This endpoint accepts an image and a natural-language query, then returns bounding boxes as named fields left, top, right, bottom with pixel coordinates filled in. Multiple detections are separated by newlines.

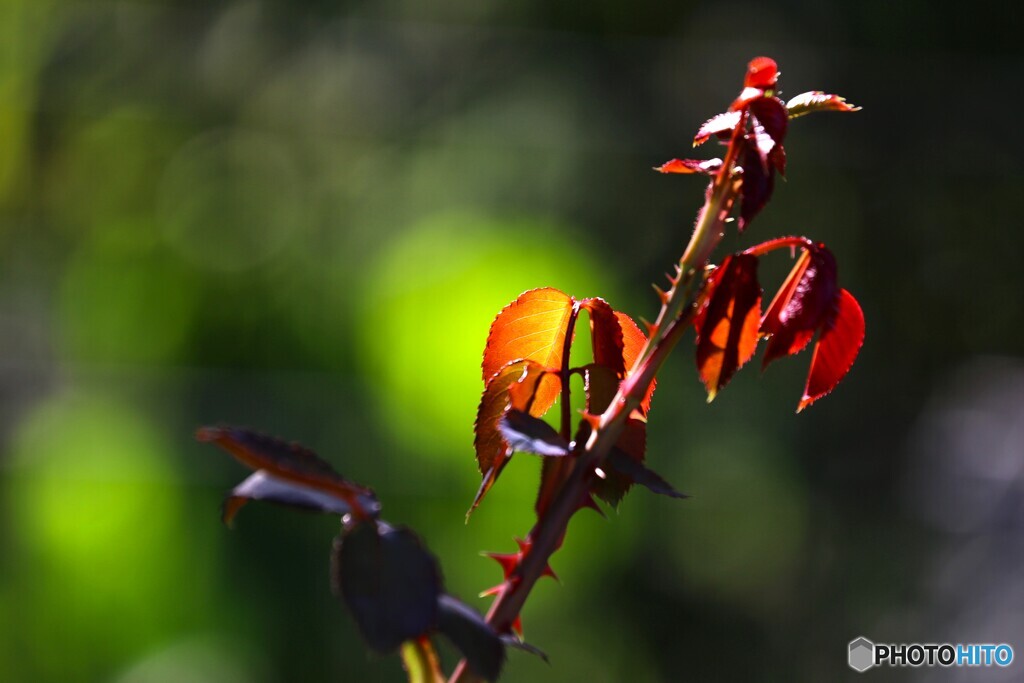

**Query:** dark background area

left=1, top=1, right=1022, bottom=681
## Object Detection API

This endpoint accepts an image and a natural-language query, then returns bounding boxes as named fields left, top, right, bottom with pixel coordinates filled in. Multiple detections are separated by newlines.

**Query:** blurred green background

left=1, top=1, right=1022, bottom=681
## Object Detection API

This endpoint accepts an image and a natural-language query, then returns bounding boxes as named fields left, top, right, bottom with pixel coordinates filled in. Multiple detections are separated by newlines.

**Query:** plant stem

left=448, top=120, right=744, bottom=683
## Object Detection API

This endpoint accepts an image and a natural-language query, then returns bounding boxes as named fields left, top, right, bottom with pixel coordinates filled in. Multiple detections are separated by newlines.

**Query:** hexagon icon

left=849, top=637, right=875, bottom=672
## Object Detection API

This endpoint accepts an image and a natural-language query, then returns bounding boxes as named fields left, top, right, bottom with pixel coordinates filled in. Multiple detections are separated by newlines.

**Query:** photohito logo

left=848, top=637, right=1014, bottom=672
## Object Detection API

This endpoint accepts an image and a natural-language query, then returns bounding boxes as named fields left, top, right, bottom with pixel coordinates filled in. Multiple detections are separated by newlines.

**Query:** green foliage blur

left=1, top=1, right=1021, bottom=681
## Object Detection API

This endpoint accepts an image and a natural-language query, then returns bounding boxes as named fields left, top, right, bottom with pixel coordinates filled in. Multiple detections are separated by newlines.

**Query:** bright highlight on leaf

left=693, top=111, right=741, bottom=147
left=474, top=287, right=656, bottom=515
left=786, top=91, right=860, bottom=118
left=654, top=158, right=723, bottom=175
left=481, top=287, right=575, bottom=391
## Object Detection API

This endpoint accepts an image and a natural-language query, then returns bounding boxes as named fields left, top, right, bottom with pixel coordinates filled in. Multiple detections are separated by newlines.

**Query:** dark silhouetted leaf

left=786, top=91, right=859, bottom=118
left=498, top=410, right=570, bottom=457
left=738, top=139, right=774, bottom=231
left=197, top=427, right=377, bottom=519
left=437, top=595, right=506, bottom=681
left=694, top=253, right=761, bottom=400
left=760, top=244, right=838, bottom=368
left=400, top=638, right=444, bottom=683
left=588, top=417, right=649, bottom=508
left=655, top=158, right=723, bottom=175
left=333, top=522, right=442, bottom=654
left=222, top=470, right=380, bottom=526
left=799, top=288, right=865, bottom=411
left=693, top=111, right=741, bottom=146
left=501, top=635, right=549, bottom=663
left=748, top=96, right=788, bottom=149
left=770, top=143, right=786, bottom=176
left=605, top=448, right=687, bottom=500
left=473, top=360, right=558, bottom=514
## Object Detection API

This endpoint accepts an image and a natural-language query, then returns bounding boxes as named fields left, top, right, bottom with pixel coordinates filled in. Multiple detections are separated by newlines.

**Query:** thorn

left=665, top=271, right=679, bottom=286
left=514, top=537, right=531, bottom=554
left=580, top=412, right=601, bottom=430
left=541, top=563, right=560, bottom=583
left=651, top=284, right=669, bottom=305
left=641, top=319, right=659, bottom=337
left=512, top=615, right=523, bottom=637
left=479, top=584, right=504, bottom=598
left=482, top=551, right=521, bottom=580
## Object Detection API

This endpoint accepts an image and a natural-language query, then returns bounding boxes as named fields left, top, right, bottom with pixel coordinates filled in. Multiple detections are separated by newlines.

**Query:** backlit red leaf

left=799, top=288, right=864, bottom=411
left=617, top=311, right=655, bottom=414
left=482, top=287, right=576, bottom=412
left=786, top=91, right=860, bottom=119
left=655, top=158, right=723, bottom=175
left=472, top=360, right=559, bottom=514
left=744, top=56, right=779, bottom=89
left=694, top=254, right=761, bottom=400
left=760, top=245, right=838, bottom=368
left=582, top=297, right=625, bottom=377
left=693, top=111, right=741, bottom=147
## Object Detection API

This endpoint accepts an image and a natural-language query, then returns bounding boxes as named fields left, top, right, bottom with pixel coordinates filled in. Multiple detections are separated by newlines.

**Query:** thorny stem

left=448, top=113, right=748, bottom=683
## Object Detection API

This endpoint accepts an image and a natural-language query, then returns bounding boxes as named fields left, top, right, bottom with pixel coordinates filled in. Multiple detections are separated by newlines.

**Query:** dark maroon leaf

left=222, top=470, right=380, bottom=526
left=498, top=410, right=570, bottom=457
left=589, top=417, right=648, bottom=508
left=501, top=636, right=549, bottom=663
left=748, top=96, right=788, bottom=148
left=333, top=522, right=442, bottom=654
left=761, top=244, right=838, bottom=368
left=197, top=426, right=378, bottom=520
left=739, top=141, right=774, bottom=231
left=605, top=449, right=687, bottom=500
left=437, top=595, right=506, bottom=681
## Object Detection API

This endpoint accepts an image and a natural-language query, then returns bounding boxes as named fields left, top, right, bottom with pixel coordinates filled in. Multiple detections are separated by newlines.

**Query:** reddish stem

left=743, top=235, right=813, bottom=257
left=449, top=97, right=750, bottom=683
